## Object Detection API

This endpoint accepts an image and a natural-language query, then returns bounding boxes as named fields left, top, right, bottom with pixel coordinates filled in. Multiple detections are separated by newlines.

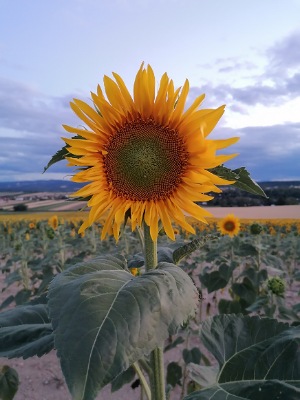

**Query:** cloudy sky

left=0, top=0, right=299, bottom=183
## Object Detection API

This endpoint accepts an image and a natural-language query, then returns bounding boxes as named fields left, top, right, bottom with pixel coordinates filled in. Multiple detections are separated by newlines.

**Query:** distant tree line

left=13, top=204, right=28, bottom=211
left=207, top=185, right=300, bottom=207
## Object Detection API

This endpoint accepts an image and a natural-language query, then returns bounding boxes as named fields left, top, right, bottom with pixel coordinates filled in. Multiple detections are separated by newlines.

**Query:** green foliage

left=182, top=348, right=201, bottom=365
left=199, top=264, right=233, bottom=293
left=0, top=304, right=54, bottom=359
left=184, top=314, right=300, bottom=400
left=0, top=365, right=19, bottom=400
left=13, top=204, right=27, bottom=212
left=167, top=362, right=182, bottom=387
left=43, top=145, right=69, bottom=173
left=210, top=165, right=267, bottom=197
left=111, top=366, right=136, bottom=393
left=0, top=217, right=299, bottom=399
left=48, top=257, right=198, bottom=400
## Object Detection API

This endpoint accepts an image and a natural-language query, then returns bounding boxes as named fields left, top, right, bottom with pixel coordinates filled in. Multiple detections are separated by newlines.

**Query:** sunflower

left=218, top=214, right=240, bottom=237
left=48, top=215, right=59, bottom=230
left=63, top=64, right=238, bottom=241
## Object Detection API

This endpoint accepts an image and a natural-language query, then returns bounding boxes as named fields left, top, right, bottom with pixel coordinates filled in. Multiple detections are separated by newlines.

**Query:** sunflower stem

left=133, top=362, right=151, bottom=400
left=143, top=223, right=157, bottom=271
left=143, top=223, right=165, bottom=400
left=149, top=347, right=165, bottom=400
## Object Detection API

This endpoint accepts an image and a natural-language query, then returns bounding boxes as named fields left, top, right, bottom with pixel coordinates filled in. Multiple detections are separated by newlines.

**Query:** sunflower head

left=218, top=214, right=240, bottom=237
left=48, top=215, right=59, bottom=230
left=63, top=64, right=239, bottom=241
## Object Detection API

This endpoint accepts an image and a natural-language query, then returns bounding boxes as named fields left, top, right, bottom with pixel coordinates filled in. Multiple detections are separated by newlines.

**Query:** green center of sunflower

left=224, top=221, right=235, bottom=232
left=103, top=119, right=189, bottom=201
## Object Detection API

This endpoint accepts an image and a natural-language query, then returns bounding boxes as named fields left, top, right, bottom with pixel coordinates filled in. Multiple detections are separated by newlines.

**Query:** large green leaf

left=0, top=304, right=54, bottom=359
left=185, top=315, right=300, bottom=400
left=48, top=256, right=198, bottom=400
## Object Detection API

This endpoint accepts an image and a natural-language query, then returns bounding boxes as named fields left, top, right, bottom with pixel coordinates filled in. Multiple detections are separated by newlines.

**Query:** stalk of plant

left=143, top=223, right=165, bottom=399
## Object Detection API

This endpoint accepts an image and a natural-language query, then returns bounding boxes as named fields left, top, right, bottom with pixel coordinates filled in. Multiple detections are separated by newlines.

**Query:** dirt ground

left=1, top=205, right=299, bottom=400
left=204, top=205, right=300, bottom=219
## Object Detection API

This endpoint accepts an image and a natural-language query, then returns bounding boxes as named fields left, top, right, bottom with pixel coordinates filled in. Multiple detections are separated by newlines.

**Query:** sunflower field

left=0, top=212, right=299, bottom=399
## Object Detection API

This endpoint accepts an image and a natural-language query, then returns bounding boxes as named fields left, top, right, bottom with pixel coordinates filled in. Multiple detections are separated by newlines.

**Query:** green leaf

left=166, top=362, right=182, bottom=387
left=278, top=306, right=300, bottom=323
left=199, top=264, right=233, bottom=293
left=0, top=365, right=19, bottom=400
left=0, top=304, right=54, bottom=359
left=239, top=267, right=268, bottom=289
left=185, top=381, right=300, bottom=400
left=211, top=165, right=267, bottom=197
left=234, top=243, right=258, bottom=257
left=43, top=144, right=69, bottom=173
left=183, top=348, right=201, bottom=365
left=111, top=366, right=136, bottom=393
left=164, top=336, right=185, bottom=352
left=48, top=256, right=198, bottom=400
left=245, top=296, right=269, bottom=313
left=186, top=363, right=218, bottom=387
left=232, top=277, right=257, bottom=305
left=218, top=299, right=243, bottom=314
left=184, top=314, right=300, bottom=400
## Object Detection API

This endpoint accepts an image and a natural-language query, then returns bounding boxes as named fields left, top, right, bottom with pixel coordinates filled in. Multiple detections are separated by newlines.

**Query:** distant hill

left=0, top=180, right=84, bottom=193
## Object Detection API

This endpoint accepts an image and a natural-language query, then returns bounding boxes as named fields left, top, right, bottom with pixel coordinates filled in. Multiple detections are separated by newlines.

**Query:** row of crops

left=0, top=212, right=299, bottom=399
left=1, top=213, right=299, bottom=318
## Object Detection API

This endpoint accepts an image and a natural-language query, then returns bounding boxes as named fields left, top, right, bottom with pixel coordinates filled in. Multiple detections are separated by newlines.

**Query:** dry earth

left=1, top=205, right=299, bottom=400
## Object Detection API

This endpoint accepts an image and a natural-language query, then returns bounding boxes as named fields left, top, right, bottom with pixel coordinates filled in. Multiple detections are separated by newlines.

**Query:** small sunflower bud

left=250, top=223, right=263, bottom=235
left=267, top=277, right=285, bottom=296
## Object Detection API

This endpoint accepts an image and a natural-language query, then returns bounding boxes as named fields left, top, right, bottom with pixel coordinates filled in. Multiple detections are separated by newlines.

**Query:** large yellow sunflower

left=63, top=64, right=238, bottom=241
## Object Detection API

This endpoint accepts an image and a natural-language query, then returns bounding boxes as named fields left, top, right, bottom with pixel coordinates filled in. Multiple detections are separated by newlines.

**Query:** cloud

left=267, top=30, right=300, bottom=74
left=215, top=122, right=300, bottom=181
left=0, top=78, right=81, bottom=181
left=0, top=78, right=78, bottom=134
left=191, top=31, right=300, bottom=110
